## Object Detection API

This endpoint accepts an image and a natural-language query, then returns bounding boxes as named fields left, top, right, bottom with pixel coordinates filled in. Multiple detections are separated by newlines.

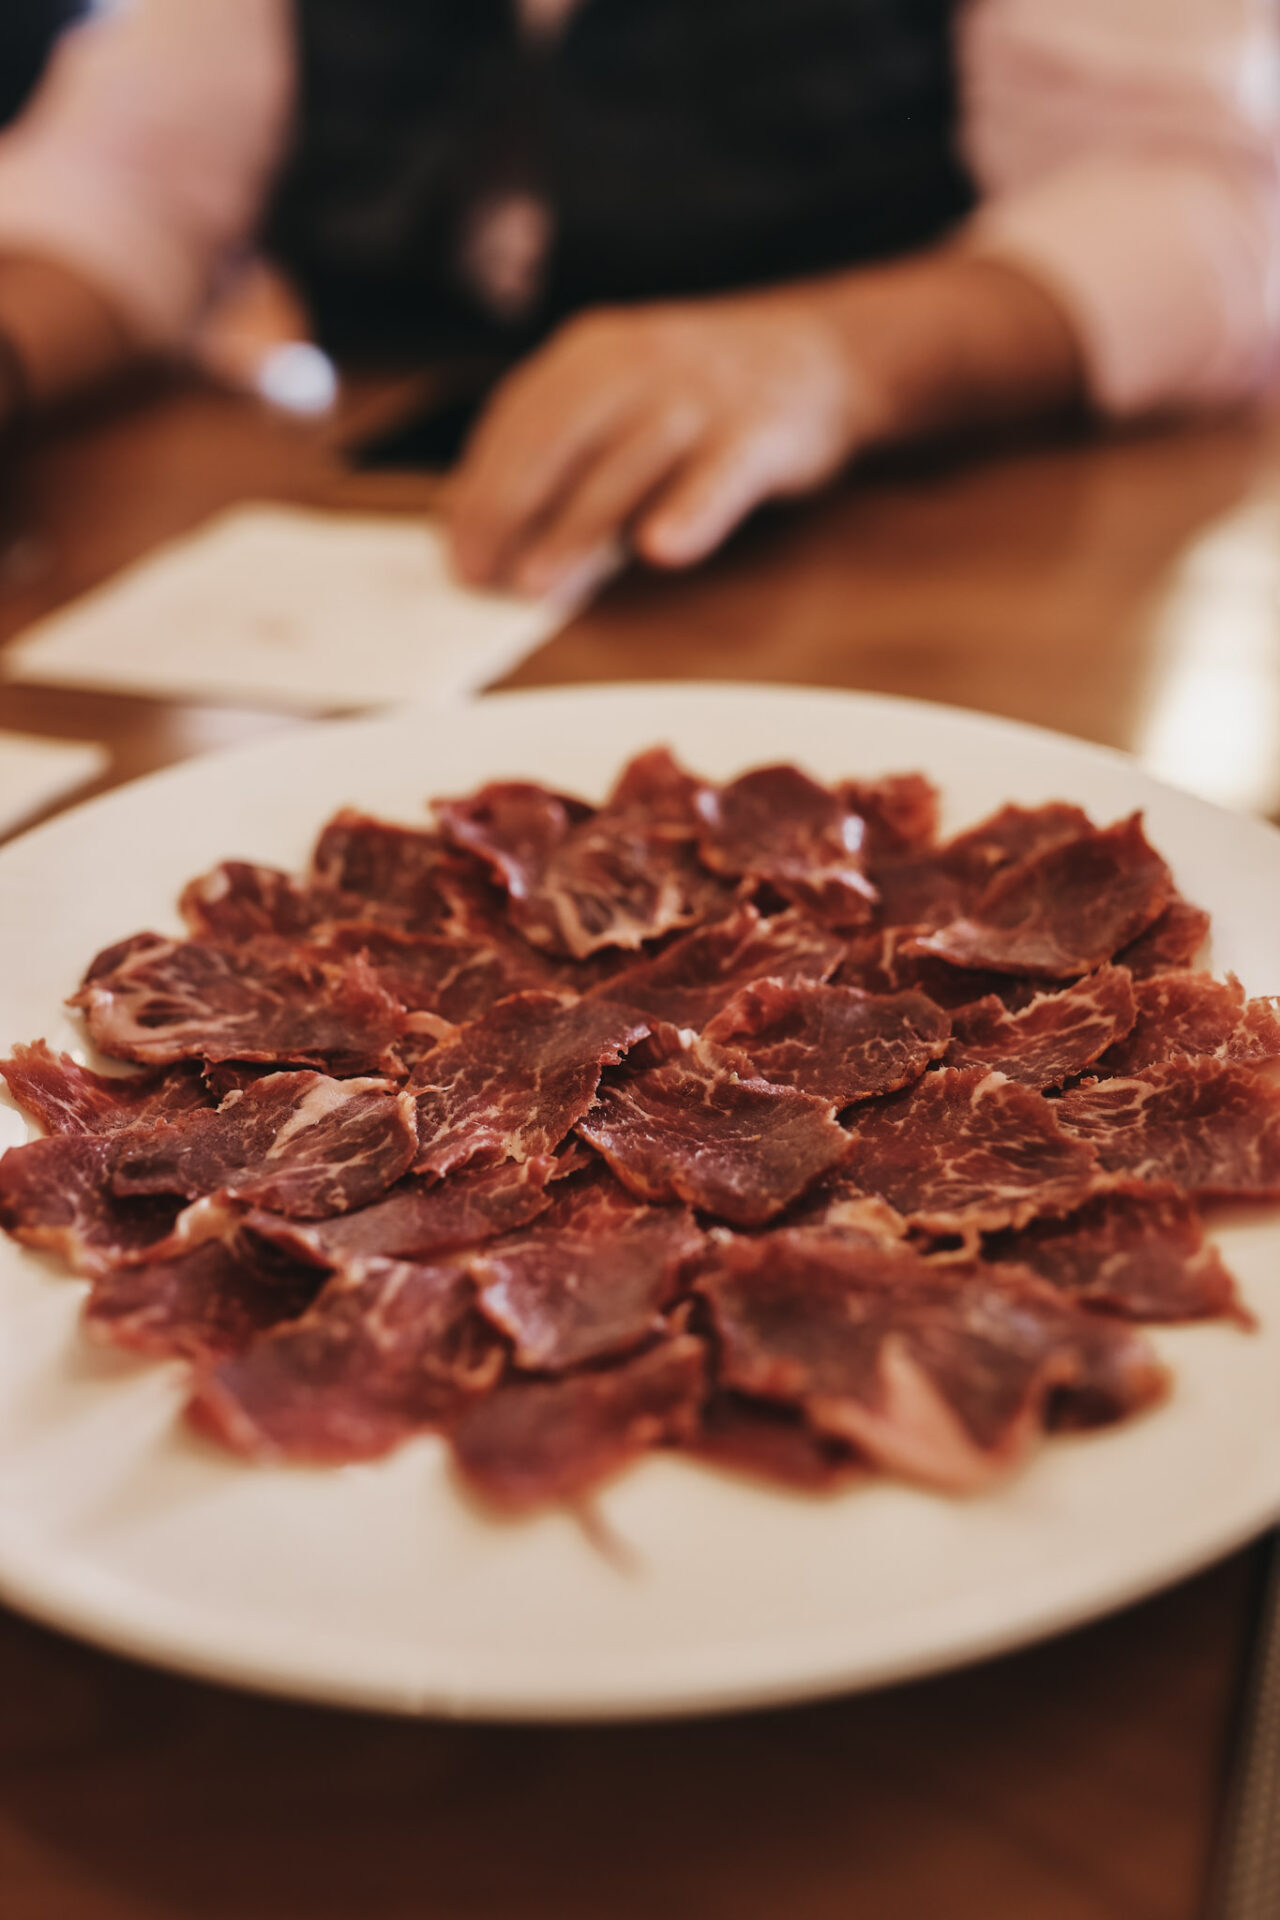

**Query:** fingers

left=635, top=432, right=785, bottom=568
left=448, top=317, right=639, bottom=586
left=507, top=404, right=703, bottom=594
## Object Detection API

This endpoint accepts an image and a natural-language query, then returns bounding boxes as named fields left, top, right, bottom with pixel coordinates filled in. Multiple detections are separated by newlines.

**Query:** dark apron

left=269, top=0, right=971, bottom=355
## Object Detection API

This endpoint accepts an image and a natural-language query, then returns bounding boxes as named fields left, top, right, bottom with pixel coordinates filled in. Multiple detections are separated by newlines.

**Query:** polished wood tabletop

left=1, top=374, right=1278, bottom=1920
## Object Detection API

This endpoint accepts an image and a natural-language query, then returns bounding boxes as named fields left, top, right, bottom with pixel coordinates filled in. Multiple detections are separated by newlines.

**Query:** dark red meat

left=110, top=1072, right=418, bottom=1218
left=910, top=815, right=1174, bottom=977
left=945, top=966, right=1137, bottom=1089
left=0, top=1040, right=210, bottom=1135
left=704, top=979, right=950, bottom=1104
left=687, top=1392, right=865, bottom=1491
left=1057, top=1060, right=1280, bottom=1197
left=868, top=802, right=1093, bottom=934
left=451, top=1333, right=707, bottom=1508
left=838, top=772, right=939, bottom=858
left=596, top=903, right=845, bottom=1030
left=0, top=1133, right=182, bottom=1275
left=411, top=992, right=648, bottom=1178
left=1098, top=972, right=1280, bottom=1076
left=836, top=1066, right=1097, bottom=1234
left=313, top=922, right=554, bottom=1026
left=190, top=1256, right=497, bottom=1461
left=1117, top=896, right=1211, bottom=975
left=985, top=1188, right=1245, bottom=1322
left=579, top=1027, right=850, bottom=1226
left=308, top=809, right=485, bottom=935
left=473, top=1176, right=704, bottom=1371
left=697, top=1227, right=1166, bottom=1490
left=86, top=1234, right=320, bottom=1361
left=180, top=862, right=316, bottom=942
left=70, top=935, right=403, bottom=1074
left=695, top=763, right=876, bottom=926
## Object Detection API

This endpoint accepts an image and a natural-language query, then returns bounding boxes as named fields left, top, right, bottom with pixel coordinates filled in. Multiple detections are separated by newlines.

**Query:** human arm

left=449, top=0, right=1280, bottom=593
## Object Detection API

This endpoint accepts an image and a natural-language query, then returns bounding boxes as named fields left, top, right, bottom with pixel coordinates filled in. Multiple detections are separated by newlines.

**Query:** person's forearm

left=811, top=247, right=1088, bottom=453
left=0, top=251, right=142, bottom=427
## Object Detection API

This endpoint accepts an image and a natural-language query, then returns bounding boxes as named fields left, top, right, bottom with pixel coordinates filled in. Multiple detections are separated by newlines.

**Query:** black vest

left=269, top=0, right=971, bottom=354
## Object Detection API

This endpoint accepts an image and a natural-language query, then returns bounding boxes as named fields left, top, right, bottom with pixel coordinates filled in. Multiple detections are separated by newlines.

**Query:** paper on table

left=3, top=504, right=592, bottom=714
left=0, top=731, right=107, bottom=837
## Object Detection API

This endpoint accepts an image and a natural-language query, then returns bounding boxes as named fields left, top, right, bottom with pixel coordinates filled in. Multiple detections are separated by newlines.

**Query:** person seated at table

left=0, top=0, right=1274, bottom=600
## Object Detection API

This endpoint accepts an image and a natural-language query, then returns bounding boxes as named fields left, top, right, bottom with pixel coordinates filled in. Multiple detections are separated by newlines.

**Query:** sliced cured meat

left=71, top=935, right=404, bottom=1074
left=1098, top=972, right=1280, bottom=1076
left=697, top=1227, right=1166, bottom=1491
left=189, top=1256, right=497, bottom=1461
left=180, top=863, right=315, bottom=942
left=0, top=1133, right=182, bottom=1275
left=86, top=1235, right=321, bottom=1360
left=308, top=809, right=483, bottom=934
left=596, top=903, right=845, bottom=1030
left=704, top=979, right=949, bottom=1104
left=838, top=772, right=939, bottom=858
left=945, top=967, right=1137, bottom=1089
left=313, top=923, right=553, bottom=1026
left=577, top=1028, right=849, bottom=1227
left=245, top=1156, right=561, bottom=1265
left=451, top=1333, right=706, bottom=1509
left=0, top=1041, right=210, bottom=1136
left=687, top=1392, right=865, bottom=1491
left=985, top=1189, right=1244, bottom=1323
left=605, top=745, right=703, bottom=832
left=411, top=993, right=649, bottom=1178
left=473, top=1178, right=704, bottom=1371
left=1057, top=1060, right=1280, bottom=1197
left=836, top=927, right=1021, bottom=1014
left=836, top=1066, right=1096, bottom=1234
left=110, top=1072, right=418, bottom=1218
left=868, top=801, right=1093, bottom=934
left=694, top=764, right=876, bottom=926
left=910, top=815, right=1173, bottom=978
left=436, top=766, right=714, bottom=959
left=1118, top=896, right=1210, bottom=975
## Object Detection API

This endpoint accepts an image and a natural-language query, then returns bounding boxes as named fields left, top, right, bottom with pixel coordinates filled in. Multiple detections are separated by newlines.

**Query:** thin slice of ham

left=578, top=1028, right=850, bottom=1227
left=86, top=1234, right=321, bottom=1361
left=944, top=966, right=1137, bottom=1089
left=697, top=1226, right=1166, bottom=1491
left=704, top=978, right=949, bottom=1104
left=695, top=763, right=876, bottom=926
left=0, top=1040, right=210, bottom=1135
left=451, top=1333, right=707, bottom=1508
left=1097, top=972, right=1280, bottom=1076
left=595, top=903, right=845, bottom=1030
left=1056, top=1060, right=1280, bottom=1197
left=0, top=1133, right=182, bottom=1276
left=109, top=1072, right=418, bottom=1219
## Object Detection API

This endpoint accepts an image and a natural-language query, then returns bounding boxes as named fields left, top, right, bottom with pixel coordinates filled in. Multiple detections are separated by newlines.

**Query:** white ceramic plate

left=0, top=684, right=1277, bottom=1722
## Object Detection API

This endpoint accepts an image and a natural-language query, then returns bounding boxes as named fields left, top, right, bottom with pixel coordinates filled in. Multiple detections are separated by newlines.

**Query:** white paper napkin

left=0, top=731, right=107, bottom=836
left=4, top=504, right=587, bottom=714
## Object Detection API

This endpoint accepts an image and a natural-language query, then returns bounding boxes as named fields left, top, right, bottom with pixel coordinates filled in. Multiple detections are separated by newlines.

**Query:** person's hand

left=445, top=253, right=1084, bottom=596
left=447, top=285, right=881, bottom=596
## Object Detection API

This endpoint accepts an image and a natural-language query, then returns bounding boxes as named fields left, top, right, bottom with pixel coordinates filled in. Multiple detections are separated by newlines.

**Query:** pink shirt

left=0, top=0, right=1274, bottom=416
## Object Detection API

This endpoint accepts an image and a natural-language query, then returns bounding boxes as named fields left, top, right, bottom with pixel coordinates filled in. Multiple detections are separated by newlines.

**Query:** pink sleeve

left=958, top=0, right=1280, bottom=413
left=0, top=0, right=293, bottom=344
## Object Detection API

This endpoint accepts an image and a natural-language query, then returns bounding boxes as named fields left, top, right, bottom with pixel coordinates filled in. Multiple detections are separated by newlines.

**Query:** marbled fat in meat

left=945, top=966, right=1137, bottom=1089
left=704, top=979, right=950, bottom=1104
left=0, top=1040, right=210, bottom=1135
left=596, top=903, right=845, bottom=1031
left=1057, top=1060, right=1280, bottom=1197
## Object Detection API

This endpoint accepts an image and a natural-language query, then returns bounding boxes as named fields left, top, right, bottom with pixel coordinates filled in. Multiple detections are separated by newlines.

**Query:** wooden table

left=1, top=376, right=1278, bottom=1920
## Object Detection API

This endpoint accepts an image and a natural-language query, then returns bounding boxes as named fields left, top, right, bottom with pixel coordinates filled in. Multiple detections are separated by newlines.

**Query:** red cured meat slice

left=696, top=1228, right=1166, bottom=1491
left=313, top=922, right=555, bottom=1027
left=985, top=1189, right=1244, bottom=1323
left=945, top=966, right=1137, bottom=1089
left=189, top=1257, right=498, bottom=1462
left=451, top=1333, right=707, bottom=1508
left=1056, top=1060, right=1280, bottom=1197
left=837, top=1066, right=1097, bottom=1234
left=180, top=863, right=316, bottom=942
left=605, top=745, right=704, bottom=832
left=836, top=927, right=1023, bottom=1014
left=410, top=993, right=649, bottom=1178
left=1098, top=972, right=1280, bottom=1076
left=1117, top=896, right=1210, bottom=976
left=704, top=979, right=950, bottom=1104
left=245, top=1156, right=562, bottom=1265
left=472, top=1177, right=704, bottom=1371
left=70, top=935, right=404, bottom=1074
left=596, top=903, right=845, bottom=1030
left=0, top=1040, right=210, bottom=1135
left=577, top=1028, right=850, bottom=1227
left=838, top=773, right=940, bottom=858
left=868, top=802, right=1094, bottom=934
left=695, top=764, right=876, bottom=926
left=86, top=1235, right=321, bottom=1360
left=307, top=809, right=487, bottom=935
left=0, top=1134, right=182, bottom=1275
left=435, top=759, right=716, bottom=958
left=110, top=1072, right=418, bottom=1218
left=687, top=1392, right=865, bottom=1491
left=909, top=815, right=1174, bottom=979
